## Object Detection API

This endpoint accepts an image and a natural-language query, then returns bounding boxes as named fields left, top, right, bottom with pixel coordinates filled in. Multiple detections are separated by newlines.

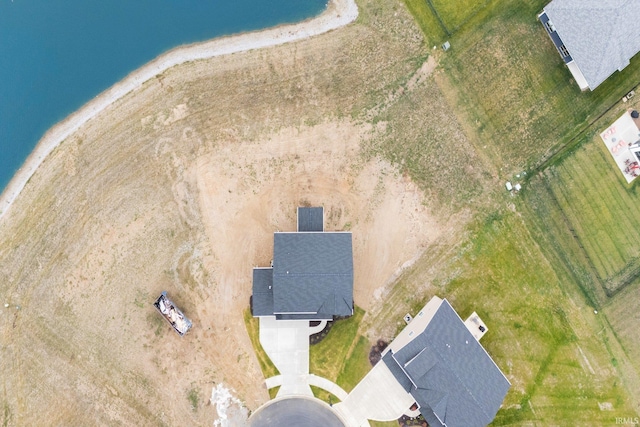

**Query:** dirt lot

left=0, top=0, right=476, bottom=425
left=0, top=108, right=446, bottom=426
left=196, top=120, right=444, bottom=313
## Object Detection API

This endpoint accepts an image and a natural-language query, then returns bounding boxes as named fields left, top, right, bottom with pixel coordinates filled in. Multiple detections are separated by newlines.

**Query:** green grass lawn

left=541, top=137, right=640, bottom=294
left=309, top=307, right=365, bottom=385
left=441, top=210, right=635, bottom=425
left=402, top=0, right=447, bottom=44
left=309, top=314, right=398, bottom=426
left=370, top=421, right=398, bottom=427
left=243, top=309, right=279, bottom=379
left=523, top=172, right=605, bottom=307
left=268, top=386, right=279, bottom=400
left=603, top=281, right=640, bottom=369
left=310, top=385, right=339, bottom=406
left=336, top=335, right=372, bottom=391
left=430, top=0, right=491, bottom=33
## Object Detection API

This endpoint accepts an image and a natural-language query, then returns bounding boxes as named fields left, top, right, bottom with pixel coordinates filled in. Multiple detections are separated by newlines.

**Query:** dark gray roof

left=382, top=351, right=413, bottom=393
left=386, top=300, right=510, bottom=427
left=297, top=207, right=324, bottom=232
left=544, top=0, right=640, bottom=89
left=421, top=411, right=445, bottom=427
left=252, top=268, right=274, bottom=316
left=273, top=232, right=353, bottom=317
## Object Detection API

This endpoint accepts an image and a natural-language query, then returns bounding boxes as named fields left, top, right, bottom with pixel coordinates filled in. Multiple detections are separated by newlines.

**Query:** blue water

left=0, top=0, right=326, bottom=192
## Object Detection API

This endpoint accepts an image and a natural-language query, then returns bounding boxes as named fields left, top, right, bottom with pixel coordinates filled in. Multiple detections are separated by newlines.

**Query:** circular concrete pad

left=249, top=397, right=346, bottom=427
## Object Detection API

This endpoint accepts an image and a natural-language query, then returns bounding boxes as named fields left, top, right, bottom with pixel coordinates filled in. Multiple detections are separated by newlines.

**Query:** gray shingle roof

left=298, top=207, right=324, bottom=232
left=544, top=0, right=640, bottom=89
left=252, top=268, right=274, bottom=316
left=382, top=351, right=413, bottom=392
left=273, top=232, right=353, bottom=317
left=386, top=300, right=510, bottom=427
left=421, top=410, right=445, bottom=427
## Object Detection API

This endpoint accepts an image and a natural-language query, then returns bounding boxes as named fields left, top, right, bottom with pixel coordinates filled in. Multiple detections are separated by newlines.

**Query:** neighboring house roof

left=273, top=232, right=353, bottom=318
left=542, top=0, right=640, bottom=90
left=382, top=351, right=413, bottom=392
left=251, top=268, right=274, bottom=316
left=383, top=299, right=510, bottom=427
left=297, top=207, right=324, bottom=232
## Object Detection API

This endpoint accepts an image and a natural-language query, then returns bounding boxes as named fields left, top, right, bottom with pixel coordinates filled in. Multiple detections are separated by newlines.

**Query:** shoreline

left=0, top=0, right=358, bottom=221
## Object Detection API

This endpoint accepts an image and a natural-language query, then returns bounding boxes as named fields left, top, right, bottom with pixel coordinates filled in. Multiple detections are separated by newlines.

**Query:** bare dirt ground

left=196, top=120, right=443, bottom=314
left=0, top=0, right=482, bottom=425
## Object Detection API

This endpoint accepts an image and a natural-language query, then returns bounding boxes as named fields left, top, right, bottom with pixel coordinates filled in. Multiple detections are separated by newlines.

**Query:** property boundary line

left=526, top=80, right=640, bottom=301
left=537, top=175, right=604, bottom=307
left=424, top=0, right=450, bottom=37
left=532, top=80, right=640, bottom=175
left=533, top=168, right=640, bottom=304
left=447, top=0, right=492, bottom=34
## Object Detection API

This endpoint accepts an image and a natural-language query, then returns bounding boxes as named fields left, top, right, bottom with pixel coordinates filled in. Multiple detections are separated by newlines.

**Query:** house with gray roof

left=251, top=207, right=354, bottom=321
left=382, top=297, right=510, bottom=427
left=539, top=0, right=640, bottom=91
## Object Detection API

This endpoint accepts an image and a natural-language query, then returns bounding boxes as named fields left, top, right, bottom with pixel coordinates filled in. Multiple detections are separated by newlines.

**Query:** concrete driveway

left=259, top=316, right=312, bottom=396
left=333, top=361, right=415, bottom=426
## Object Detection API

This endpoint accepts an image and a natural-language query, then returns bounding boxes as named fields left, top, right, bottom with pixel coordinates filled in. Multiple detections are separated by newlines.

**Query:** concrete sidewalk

left=309, top=374, right=348, bottom=401
left=309, top=320, right=328, bottom=335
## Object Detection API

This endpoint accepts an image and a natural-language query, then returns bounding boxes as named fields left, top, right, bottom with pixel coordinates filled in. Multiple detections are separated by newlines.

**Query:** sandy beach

left=0, top=0, right=357, bottom=221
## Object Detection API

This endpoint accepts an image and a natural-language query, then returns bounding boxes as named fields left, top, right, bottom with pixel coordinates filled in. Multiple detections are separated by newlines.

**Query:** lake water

left=0, top=0, right=326, bottom=192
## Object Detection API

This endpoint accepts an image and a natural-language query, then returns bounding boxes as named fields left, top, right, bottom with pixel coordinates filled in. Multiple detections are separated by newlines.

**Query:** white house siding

left=567, top=61, right=590, bottom=91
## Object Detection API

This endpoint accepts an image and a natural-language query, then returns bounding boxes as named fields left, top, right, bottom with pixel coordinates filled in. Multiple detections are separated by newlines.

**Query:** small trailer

left=153, top=292, right=192, bottom=336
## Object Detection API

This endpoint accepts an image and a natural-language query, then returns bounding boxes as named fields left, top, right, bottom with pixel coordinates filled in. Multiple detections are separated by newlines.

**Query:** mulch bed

left=369, top=339, right=388, bottom=366
left=309, top=320, right=334, bottom=345
left=397, top=414, right=428, bottom=427
left=309, top=314, right=352, bottom=345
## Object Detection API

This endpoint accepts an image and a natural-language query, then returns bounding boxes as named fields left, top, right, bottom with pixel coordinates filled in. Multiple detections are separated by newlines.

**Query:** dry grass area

left=605, top=281, right=640, bottom=367
left=0, top=0, right=489, bottom=425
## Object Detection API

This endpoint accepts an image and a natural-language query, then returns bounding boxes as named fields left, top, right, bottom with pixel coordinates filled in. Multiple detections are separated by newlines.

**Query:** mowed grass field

left=522, top=107, right=640, bottom=400
left=604, top=280, right=640, bottom=368
left=444, top=213, right=635, bottom=425
left=430, top=0, right=490, bottom=34
left=397, top=0, right=640, bottom=423
left=529, top=132, right=640, bottom=297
